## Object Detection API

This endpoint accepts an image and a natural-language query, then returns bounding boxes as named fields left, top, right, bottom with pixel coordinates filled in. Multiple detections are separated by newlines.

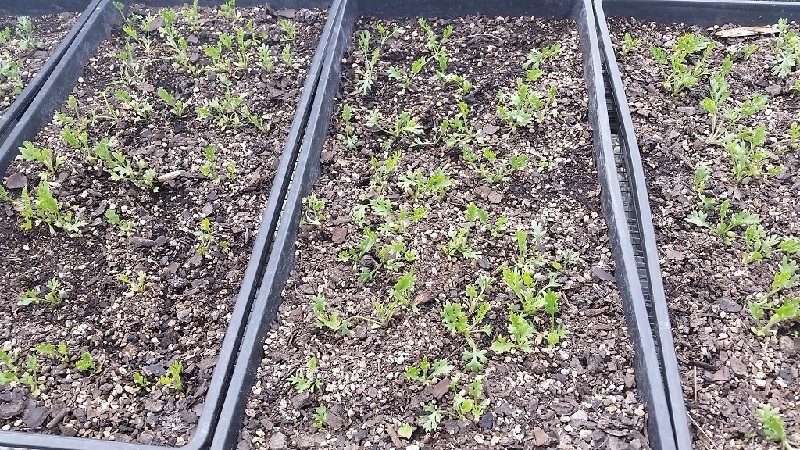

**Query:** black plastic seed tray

left=209, top=0, right=677, bottom=449
left=594, top=1, right=800, bottom=449
left=0, top=0, right=97, bottom=160
left=0, top=0, right=335, bottom=449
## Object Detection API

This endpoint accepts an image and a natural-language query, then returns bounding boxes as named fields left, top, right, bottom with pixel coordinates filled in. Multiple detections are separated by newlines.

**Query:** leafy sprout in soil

left=35, top=342, right=70, bottom=364
left=404, top=356, right=453, bottom=387
left=159, top=360, right=184, bottom=391
left=75, top=351, right=101, bottom=374
left=17, top=277, right=64, bottom=307
left=313, top=404, right=327, bottom=429
left=748, top=256, right=800, bottom=337
left=757, top=404, right=800, bottom=450
left=650, top=33, right=714, bottom=95
left=1, top=178, right=86, bottom=234
left=773, top=18, right=800, bottom=78
left=290, top=356, right=322, bottom=393
left=621, top=33, right=640, bottom=56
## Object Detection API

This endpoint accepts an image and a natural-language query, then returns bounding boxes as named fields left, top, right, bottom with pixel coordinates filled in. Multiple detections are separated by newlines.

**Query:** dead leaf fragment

left=431, top=376, right=450, bottom=399
left=714, top=25, right=778, bottom=38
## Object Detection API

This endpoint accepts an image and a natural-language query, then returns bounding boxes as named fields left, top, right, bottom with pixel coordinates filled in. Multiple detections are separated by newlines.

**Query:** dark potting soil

left=0, top=3, right=325, bottom=445
left=609, top=17, right=800, bottom=449
left=238, top=14, right=649, bottom=450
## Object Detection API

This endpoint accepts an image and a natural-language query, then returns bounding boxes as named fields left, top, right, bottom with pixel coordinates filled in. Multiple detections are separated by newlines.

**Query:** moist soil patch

left=609, top=17, right=800, bottom=449
left=239, top=15, right=648, bottom=450
left=0, top=2, right=325, bottom=445
left=0, top=12, right=80, bottom=115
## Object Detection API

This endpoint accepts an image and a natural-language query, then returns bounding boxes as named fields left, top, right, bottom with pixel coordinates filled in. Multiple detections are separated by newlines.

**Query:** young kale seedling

left=773, top=18, right=800, bottom=78
left=19, top=141, right=64, bottom=175
left=417, top=402, right=443, bottom=432
left=157, top=87, right=188, bottom=117
left=35, top=342, right=70, bottom=364
left=132, top=371, right=151, bottom=394
left=650, top=33, right=714, bottom=95
left=452, top=378, right=490, bottom=422
left=756, top=404, right=800, bottom=450
left=302, top=193, right=325, bottom=226
left=75, top=351, right=101, bottom=374
left=118, top=270, right=146, bottom=294
left=462, top=147, right=529, bottom=184
left=313, top=404, right=327, bottom=429
left=290, top=356, right=322, bottom=393
left=497, top=81, right=557, bottom=129
left=312, top=295, right=352, bottom=336
left=397, top=167, right=452, bottom=199
left=405, top=356, right=453, bottom=386
left=336, top=104, right=358, bottom=150
left=621, top=33, right=640, bottom=56
left=159, top=360, right=184, bottom=391
left=749, top=257, right=800, bottom=337
left=105, top=207, right=135, bottom=237
left=387, top=57, right=427, bottom=93
left=442, top=227, right=481, bottom=260
left=743, top=224, right=781, bottom=263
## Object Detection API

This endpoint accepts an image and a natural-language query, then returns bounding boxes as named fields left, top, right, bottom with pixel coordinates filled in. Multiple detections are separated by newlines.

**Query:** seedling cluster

left=292, top=18, right=586, bottom=437
left=1, top=0, right=302, bottom=410
left=628, top=21, right=800, bottom=446
left=1, top=16, right=42, bottom=107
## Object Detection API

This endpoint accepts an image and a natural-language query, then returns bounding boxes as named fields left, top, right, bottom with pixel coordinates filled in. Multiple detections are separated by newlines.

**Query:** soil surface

left=0, top=3, right=324, bottom=445
left=0, top=13, right=79, bottom=115
left=609, top=17, right=800, bottom=450
left=239, top=15, right=649, bottom=450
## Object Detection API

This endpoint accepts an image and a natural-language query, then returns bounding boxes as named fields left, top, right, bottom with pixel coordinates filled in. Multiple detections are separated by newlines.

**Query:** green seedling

left=181, top=0, right=201, bottom=31
left=373, top=269, right=417, bottom=325
left=159, top=360, right=184, bottom=391
left=8, top=179, right=87, bottom=234
left=279, top=19, right=296, bottom=41
left=15, top=16, right=39, bottom=51
left=756, top=404, right=799, bottom=450
left=336, top=104, right=358, bottom=150
left=417, top=403, right=443, bottom=432
left=117, top=270, right=146, bottom=294
left=200, top=145, right=219, bottom=182
left=257, top=43, right=274, bottom=73
left=0, top=349, right=19, bottom=386
left=442, top=227, right=481, bottom=260
left=441, top=281, right=492, bottom=372
left=105, top=207, right=135, bottom=237
left=195, top=218, right=226, bottom=255
left=452, top=378, right=490, bottom=422
left=773, top=18, right=800, bottom=78
left=93, top=138, right=157, bottom=191
left=367, top=109, right=424, bottom=138
left=356, top=32, right=379, bottom=95
left=369, top=150, right=401, bottom=192
left=290, top=356, right=322, bottom=393
left=749, top=257, right=800, bottom=336
left=523, top=43, right=561, bottom=81
left=35, top=342, right=69, bottom=364
left=438, top=102, right=477, bottom=148
left=19, top=141, right=63, bottom=174
left=743, top=224, right=781, bottom=263
left=397, top=167, right=452, bottom=199
left=621, top=33, right=640, bottom=56
left=19, top=355, right=41, bottom=395
left=387, top=57, right=427, bottom=92
left=302, top=193, right=325, bottom=225
left=132, top=371, right=150, bottom=393
left=18, top=279, right=64, bottom=307
left=75, top=352, right=101, bottom=374
left=281, top=43, right=293, bottom=69
left=497, top=81, right=557, bottom=128
left=312, top=295, right=354, bottom=336
left=464, top=204, right=508, bottom=237
left=157, top=87, right=187, bottom=117
left=338, top=226, right=378, bottom=267
left=218, top=0, right=240, bottom=22
left=462, top=147, right=529, bottom=183
left=313, top=404, right=327, bottom=429
left=405, top=356, right=453, bottom=386
left=724, top=124, right=776, bottom=181
left=114, top=88, right=152, bottom=122
left=397, top=423, right=414, bottom=439
left=650, top=33, right=714, bottom=95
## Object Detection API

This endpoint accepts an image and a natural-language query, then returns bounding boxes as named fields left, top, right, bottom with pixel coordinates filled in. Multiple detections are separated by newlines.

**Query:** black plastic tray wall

left=0, top=0, right=334, bottom=449
left=594, top=1, right=800, bottom=449
left=209, top=0, right=679, bottom=449
left=0, top=0, right=97, bottom=160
